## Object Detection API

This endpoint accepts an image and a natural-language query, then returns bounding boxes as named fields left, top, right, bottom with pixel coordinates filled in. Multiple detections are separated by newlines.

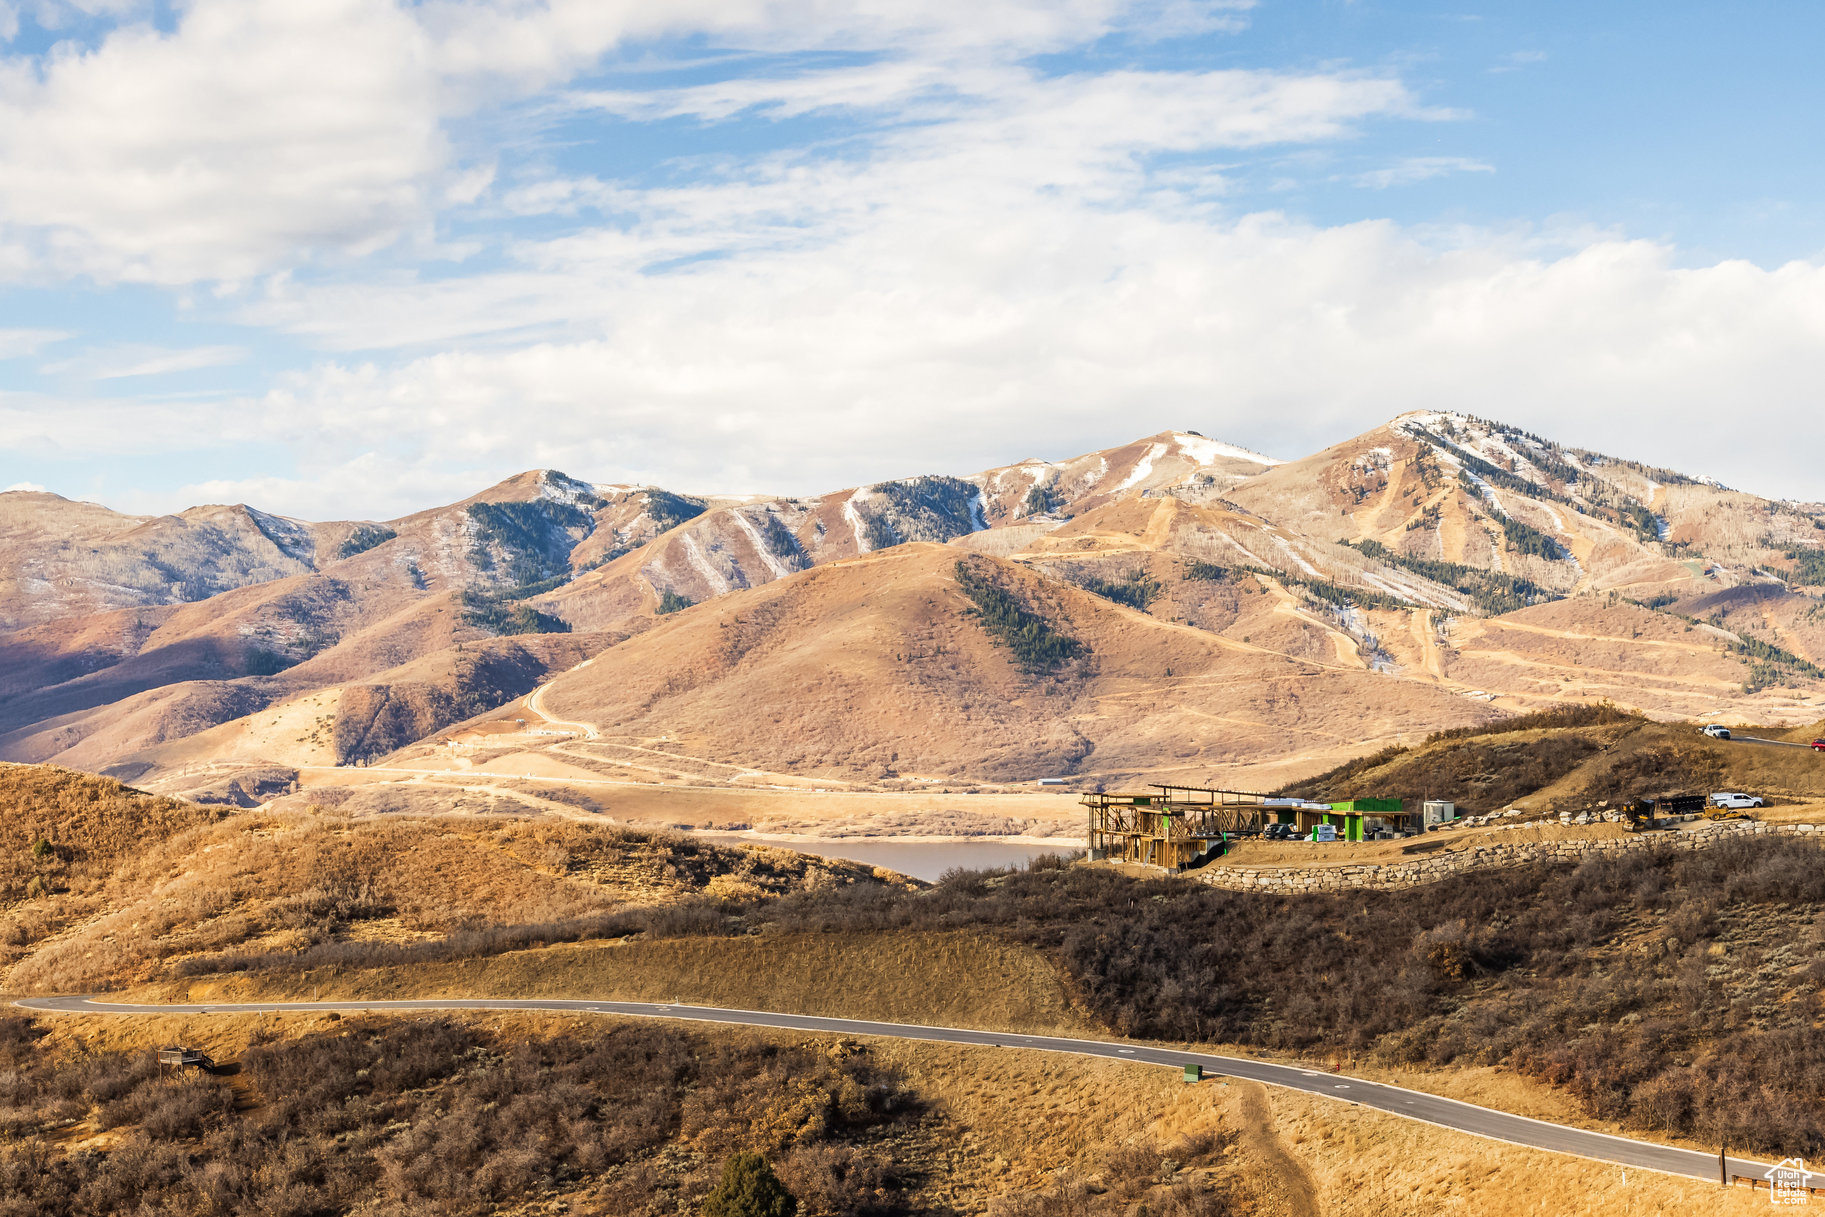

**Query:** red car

left=1813, top=739, right=1825, bottom=752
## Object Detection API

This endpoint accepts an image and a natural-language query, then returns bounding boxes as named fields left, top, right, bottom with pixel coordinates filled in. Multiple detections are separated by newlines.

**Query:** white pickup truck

left=1709, top=792, right=1765, bottom=810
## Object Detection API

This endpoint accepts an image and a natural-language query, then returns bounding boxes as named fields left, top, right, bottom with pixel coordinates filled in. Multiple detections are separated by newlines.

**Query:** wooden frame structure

left=157, top=1046, right=214, bottom=1074
left=1082, top=785, right=1271, bottom=870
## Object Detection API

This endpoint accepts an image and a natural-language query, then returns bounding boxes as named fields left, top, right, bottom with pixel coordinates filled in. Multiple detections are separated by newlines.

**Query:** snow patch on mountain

left=728, top=509, right=793, bottom=581
left=842, top=490, right=871, bottom=552
left=1172, top=433, right=1283, bottom=467
left=678, top=532, right=731, bottom=596
left=1116, top=442, right=1167, bottom=493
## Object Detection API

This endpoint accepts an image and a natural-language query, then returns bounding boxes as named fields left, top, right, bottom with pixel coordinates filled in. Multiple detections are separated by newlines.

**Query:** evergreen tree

left=701, top=1153, right=797, bottom=1217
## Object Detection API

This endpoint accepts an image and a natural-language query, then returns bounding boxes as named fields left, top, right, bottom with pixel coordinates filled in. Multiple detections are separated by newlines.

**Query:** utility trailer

left=156, top=1046, right=215, bottom=1073
left=1624, top=794, right=1708, bottom=832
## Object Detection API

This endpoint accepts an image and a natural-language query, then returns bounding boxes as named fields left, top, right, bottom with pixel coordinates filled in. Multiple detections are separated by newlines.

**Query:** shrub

left=0, top=1019, right=915, bottom=1217
left=1183, top=560, right=1226, bottom=581
left=702, top=1153, right=798, bottom=1217
left=1425, top=701, right=1638, bottom=744
left=635, top=836, right=1825, bottom=1157
left=657, top=590, right=694, bottom=615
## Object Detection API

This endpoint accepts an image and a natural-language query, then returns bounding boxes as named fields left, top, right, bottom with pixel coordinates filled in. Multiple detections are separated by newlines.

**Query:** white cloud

left=3, top=481, right=46, bottom=493
left=6, top=0, right=1824, bottom=522
left=0, top=0, right=1262, bottom=284
left=0, top=388, right=256, bottom=455
left=166, top=452, right=491, bottom=521
left=0, top=0, right=447, bottom=283
left=200, top=215, right=1825, bottom=517
left=420, top=0, right=1255, bottom=89
left=0, top=327, right=68, bottom=357
left=41, top=343, right=247, bottom=379
left=244, top=65, right=1432, bottom=351
left=1351, top=155, right=1494, bottom=189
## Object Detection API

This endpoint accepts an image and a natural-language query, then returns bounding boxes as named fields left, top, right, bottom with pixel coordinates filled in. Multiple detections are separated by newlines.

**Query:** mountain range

left=4, top=412, right=1822, bottom=804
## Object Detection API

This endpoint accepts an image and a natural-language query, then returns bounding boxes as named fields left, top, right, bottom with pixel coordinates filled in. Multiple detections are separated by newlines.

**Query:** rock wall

left=1196, top=821, right=1825, bottom=894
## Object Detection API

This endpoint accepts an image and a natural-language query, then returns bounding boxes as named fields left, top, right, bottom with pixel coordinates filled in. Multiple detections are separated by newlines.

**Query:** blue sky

left=1, top=0, right=1822, bottom=519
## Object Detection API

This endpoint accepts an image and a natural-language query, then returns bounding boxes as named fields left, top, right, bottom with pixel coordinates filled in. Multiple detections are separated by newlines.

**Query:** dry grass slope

left=1278, top=708, right=1825, bottom=813
left=0, top=762, right=910, bottom=995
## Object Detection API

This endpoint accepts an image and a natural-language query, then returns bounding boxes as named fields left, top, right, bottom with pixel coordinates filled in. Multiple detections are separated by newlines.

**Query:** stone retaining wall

left=1195, top=821, right=1824, bottom=894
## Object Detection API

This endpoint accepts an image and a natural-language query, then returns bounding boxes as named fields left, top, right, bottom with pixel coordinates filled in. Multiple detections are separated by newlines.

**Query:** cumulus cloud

left=244, top=64, right=1433, bottom=352
left=0, top=0, right=447, bottom=283
left=4, top=0, right=1823, bottom=519
left=204, top=217, right=1825, bottom=517
left=0, top=0, right=1260, bottom=283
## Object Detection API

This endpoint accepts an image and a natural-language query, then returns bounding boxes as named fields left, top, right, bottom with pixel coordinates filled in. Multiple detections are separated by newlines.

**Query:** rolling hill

left=2, top=414, right=1821, bottom=797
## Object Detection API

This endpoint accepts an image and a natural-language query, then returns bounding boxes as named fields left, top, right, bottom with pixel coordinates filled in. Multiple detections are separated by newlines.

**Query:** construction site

left=1082, top=785, right=1423, bottom=870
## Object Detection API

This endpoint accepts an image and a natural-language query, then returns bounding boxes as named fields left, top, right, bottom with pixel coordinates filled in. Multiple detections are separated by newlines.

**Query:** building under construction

left=1083, top=785, right=1416, bottom=869
left=1082, top=785, right=1271, bottom=870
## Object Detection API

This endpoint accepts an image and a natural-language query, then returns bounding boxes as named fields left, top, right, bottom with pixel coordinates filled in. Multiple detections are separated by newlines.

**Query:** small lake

left=696, top=835, right=1084, bottom=882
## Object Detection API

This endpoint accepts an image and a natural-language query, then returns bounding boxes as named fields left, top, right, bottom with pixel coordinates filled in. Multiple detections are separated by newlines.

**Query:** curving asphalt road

left=17, top=994, right=1771, bottom=1185
left=1729, top=733, right=1818, bottom=751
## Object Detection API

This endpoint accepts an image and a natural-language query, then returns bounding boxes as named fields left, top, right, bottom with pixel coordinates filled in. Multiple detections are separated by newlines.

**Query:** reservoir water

left=696, top=835, right=1084, bottom=882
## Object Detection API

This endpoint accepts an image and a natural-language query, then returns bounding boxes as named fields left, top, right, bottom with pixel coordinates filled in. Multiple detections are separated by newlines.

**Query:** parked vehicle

left=1812, top=738, right=1825, bottom=752
left=1708, top=792, right=1765, bottom=810
left=1701, top=725, right=1731, bottom=739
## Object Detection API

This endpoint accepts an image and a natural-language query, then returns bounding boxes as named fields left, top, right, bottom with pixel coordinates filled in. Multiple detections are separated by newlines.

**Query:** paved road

left=1731, top=734, right=1817, bottom=751
left=18, top=995, right=1771, bottom=1185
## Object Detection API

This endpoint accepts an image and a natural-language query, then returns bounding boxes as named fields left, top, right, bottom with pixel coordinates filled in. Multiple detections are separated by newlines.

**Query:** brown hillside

left=86, top=631, right=616, bottom=797
left=0, top=491, right=346, bottom=632
left=6, top=420, right=1821, bottom=794
left=0, top=762, right=225, bottom=905
left=535, top=544, right=1494, bottom=785
left=1278, top=711, right=1825, bottom=813
left=0, top=469, right=628, bottom=773
left=542, top=430, right=1279, bottom=630
left=0, top=762, right=906, bottom=994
